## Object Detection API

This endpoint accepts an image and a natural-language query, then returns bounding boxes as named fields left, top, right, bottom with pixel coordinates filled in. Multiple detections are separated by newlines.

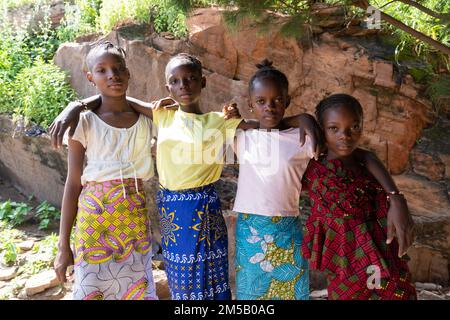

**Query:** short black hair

left=315, top=93, right=363, bottom=126
left=85, top=41, right=127, bottom=72
left=248, top=59, right=289, bottom=95
left=165, top=53, right=203, bottom=81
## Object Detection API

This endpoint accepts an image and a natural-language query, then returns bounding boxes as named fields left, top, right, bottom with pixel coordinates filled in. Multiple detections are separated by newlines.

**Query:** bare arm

left=48, top=96, right=176, bottom=148
left=54, top=139, right=84, bottom=283
left=281, top=113, right=323, bottom=159
left=48, top=95, right=101, bottom=148
left=355, top=148, right=415, bottom=257
left=127, top=96, right=177, bottom=119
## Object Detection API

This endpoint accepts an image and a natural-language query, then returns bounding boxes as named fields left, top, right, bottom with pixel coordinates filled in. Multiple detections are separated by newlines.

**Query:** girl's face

left=87, top=52, right=129, bottom=97
left=321, top=104, right=362, bottom=159
left=249, top=78, right=290, bottom=129
left=166, top=64, right=205, bottom=107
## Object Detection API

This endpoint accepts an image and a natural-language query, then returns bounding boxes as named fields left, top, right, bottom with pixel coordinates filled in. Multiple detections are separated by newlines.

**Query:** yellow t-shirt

left=153, top=108, right=242, bottom=190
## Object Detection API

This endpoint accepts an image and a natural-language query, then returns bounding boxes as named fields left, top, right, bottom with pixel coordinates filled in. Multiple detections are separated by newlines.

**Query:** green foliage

left=371, top=0, right=450, bottom=72
left=98, top=0, right=189, bottom=37
left=76, top=0, right=102, bottom=26
left=426, top=74, right=450, bottom=110
left=23, top=18, right=62, bottom=63
left=0, top=200, right=32, bottom=226
left=35, top=201, right=60, bottom=230
left=98, top=0, right=153, bottom=32
left=12, top=58, right=77, bottom=127
left=152, top=1, right=187, bottom=37
left=55, top=0, right=102, bottom=42
left=0, top=0, right=41, bottom=9
left=21, top=233, right=59, bottom=274
left=0, top=25, right=30, bottom=114
left=0, top=7, right=78, bottom=125
left=0, top=226, right=24, bottom=266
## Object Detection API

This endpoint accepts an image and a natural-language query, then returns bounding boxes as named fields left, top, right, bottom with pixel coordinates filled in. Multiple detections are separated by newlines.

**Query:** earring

left=92, top=83, right=96, bottom=87
left=249, top=108, right=253, bottom=113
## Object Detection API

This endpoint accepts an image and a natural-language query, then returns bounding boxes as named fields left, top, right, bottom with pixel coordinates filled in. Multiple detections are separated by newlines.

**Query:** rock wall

left=55, top=8, right=433, bottom=174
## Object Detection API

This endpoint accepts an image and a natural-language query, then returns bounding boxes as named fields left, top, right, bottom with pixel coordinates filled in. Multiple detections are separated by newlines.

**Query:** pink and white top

left=232, top=128, right=314, bottom=217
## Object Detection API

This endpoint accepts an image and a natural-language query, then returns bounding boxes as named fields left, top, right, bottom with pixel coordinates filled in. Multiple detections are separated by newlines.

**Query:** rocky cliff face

left=1, top=6, right=448, bottom=286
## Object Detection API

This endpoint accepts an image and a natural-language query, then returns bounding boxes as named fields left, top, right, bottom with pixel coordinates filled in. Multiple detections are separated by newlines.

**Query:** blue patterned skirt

left=156, top=183, right=231, bottom=300
left=235, top=213, right=309, bottom=300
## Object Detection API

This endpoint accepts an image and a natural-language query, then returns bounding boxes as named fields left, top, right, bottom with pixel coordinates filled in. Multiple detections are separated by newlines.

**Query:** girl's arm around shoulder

left=54, top=138, right=84, bottom=283
left=48, top=95, right=101, bottom=149
left=236, top=119, right=259, bottom=130
left=281, top=113, right=323, bottom=159
left=127, top=96, right=178, bottom=121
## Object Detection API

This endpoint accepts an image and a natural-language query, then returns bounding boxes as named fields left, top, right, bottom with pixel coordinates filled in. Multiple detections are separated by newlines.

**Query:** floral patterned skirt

left=156, top=183, right=231, bottom=300
left=235, top=213, right=309, bottom=300
left=73, top=179, right=157, bottom=300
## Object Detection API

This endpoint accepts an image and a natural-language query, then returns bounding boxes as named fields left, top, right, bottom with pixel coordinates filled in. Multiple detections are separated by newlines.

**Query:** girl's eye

left=190, top=76, right=197, bottom=81
left=352, top=124, right=361, bottom=131
left=96, top=69, right=105, bottom=73
left=328, top=126, right=338, bottom=132
left=170, top=79, right=178, bottom=85
left=256, top=99, right=265, bottom=105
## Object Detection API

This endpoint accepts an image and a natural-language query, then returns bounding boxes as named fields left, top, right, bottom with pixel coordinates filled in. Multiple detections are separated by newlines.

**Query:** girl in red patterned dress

left=301, top=94, right=417, bottom=300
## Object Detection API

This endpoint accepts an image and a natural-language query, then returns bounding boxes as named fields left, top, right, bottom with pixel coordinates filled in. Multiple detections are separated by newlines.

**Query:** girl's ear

left=247, top=99, right=253, bottom=112
left=201, top=76, right=206, bottom=89
left=285, top=95, right=291, bottom=109
left=86, top=72, right=94, bottom=86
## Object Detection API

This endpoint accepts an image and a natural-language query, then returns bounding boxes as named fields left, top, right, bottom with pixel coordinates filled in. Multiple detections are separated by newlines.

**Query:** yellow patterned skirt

left=73, top=179, right=157, bottom=300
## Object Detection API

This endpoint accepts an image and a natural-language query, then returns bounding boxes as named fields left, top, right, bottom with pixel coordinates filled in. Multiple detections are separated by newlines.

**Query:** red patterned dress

left=301, top=157, right=417, bottom=300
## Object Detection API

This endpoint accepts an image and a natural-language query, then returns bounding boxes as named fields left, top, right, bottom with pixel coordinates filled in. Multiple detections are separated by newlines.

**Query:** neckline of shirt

left=175, top=108, right=211, bottom=118
left=89, top=111, right=142, bottom=131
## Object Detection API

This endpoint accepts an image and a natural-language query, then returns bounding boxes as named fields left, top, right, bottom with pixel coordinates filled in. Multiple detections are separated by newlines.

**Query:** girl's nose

left=264, top=101, right=275, bottom=111
left=108, top=69, right=120, bottom=79
left=340, top=129, right=352, bottom=140
left=179, top=78, right=189, bottom=89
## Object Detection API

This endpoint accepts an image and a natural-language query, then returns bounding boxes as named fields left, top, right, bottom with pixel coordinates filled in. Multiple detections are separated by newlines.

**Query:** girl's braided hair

left=315, top=93, right=363, bottom=126
left=248, top=59, right=289, bottom=95
left=85, top=41, right=127, bottom=72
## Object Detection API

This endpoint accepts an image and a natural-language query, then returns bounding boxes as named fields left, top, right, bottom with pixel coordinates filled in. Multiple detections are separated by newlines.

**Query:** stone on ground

left=17, top=240, right=34, bottom=251
left=0, top=267, right=18, bottom=281
left=25, top=269, right=59, bottom=296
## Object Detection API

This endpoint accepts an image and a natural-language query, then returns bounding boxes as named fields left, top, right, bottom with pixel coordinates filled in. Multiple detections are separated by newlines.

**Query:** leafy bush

left=98, top=0, right=188, bottom=37
left=35, top=201, right=60, bottom=230
left=152, top=2, right=187, bottom=37
left=0, top=0, right=40, bottom=9
left=0, top=226, right=24, bottom=266
left=12, top=58, right=77, bottom=127
left=370, top=0, right=450, bottom=72
left=0, top=200, right=32, bottom=226
left=0, top=13, right=76, bottom=125
left=0, top=26, right=31, bottom=113
left=56, top=0, right=101, bottom=43
left=98, top=0, right=152, bottom=32
left=22, top=233, right=59, bottom=274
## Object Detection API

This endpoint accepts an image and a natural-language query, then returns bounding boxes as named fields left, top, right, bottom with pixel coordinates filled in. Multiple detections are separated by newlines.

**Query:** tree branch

left=353, top=0, right=450, bottom=56
left=394, top=0, right=450, bottom=21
